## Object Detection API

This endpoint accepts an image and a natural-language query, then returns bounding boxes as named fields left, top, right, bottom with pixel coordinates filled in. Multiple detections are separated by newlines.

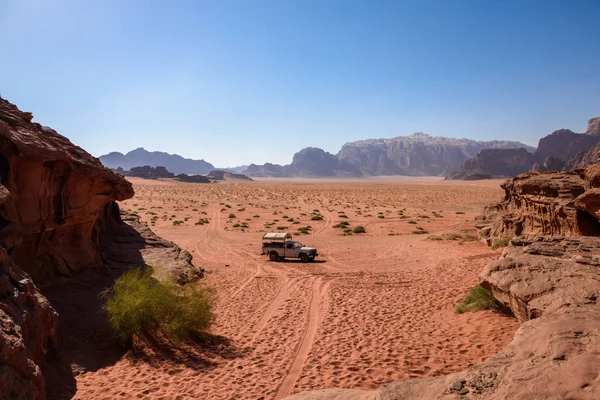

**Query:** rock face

left=476, top=170, right=600, bottom=243
left=530, top=156, right=565, bottom=172
left=587, top=116, right=600, bottom=137
left=288, top=156, right=600, bottom=400
left=533, top=129, right=597, bottom=163
left=99, top=148, right=215, bottom=175
left=337, top=133, right=535, bottom=176
left=99, top=206, right=202, bottom=285
left=244, top=147, right=361, bottom=178
left=0, top=98, right=134, bottom=282
left=0, top=248, right=60, bottom=400
left=447, top=148, right=535, bottom=180
left=207, top=170, right=254, bottom=181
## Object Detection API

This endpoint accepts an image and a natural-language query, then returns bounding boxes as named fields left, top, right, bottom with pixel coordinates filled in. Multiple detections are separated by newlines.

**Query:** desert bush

left=352, top=225, right=366, bottom=234
left=443, top=233, right=462, bottom=240
left=311, top=214, right=323, bottom=221
left=492, top=238, right=511, bottom=249
left=101, top=268, right=214, bottom=346
left=456, top=211, right=465, bottom=215
left=333, top=221, right=350, bottom=228
left=428, top=235, right=443, bottom=240
left=228, top=213, right=236, bottom=219
left=297, top=226, right=311, bottom=234
left=456, top=285, right=500, bottom=313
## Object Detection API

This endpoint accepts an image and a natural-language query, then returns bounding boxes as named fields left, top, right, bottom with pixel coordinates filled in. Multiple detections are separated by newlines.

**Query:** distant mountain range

left=99, top=148, right=214, bottom=174
left=101, top=128, right=599, bottom=179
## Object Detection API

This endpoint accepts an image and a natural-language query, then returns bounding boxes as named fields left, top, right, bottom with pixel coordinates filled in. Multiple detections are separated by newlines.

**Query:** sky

left=1, top=0, right=599, bottom=167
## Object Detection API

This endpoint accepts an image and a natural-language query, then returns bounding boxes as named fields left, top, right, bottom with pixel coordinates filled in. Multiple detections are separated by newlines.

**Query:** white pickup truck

left=262, top=232, right=318, bottom=262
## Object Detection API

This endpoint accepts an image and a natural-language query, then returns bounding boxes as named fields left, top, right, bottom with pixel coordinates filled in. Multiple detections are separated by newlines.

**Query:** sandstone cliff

left=446, top=148, right=535, bottom=180
left=338, top=133, right=535, bottom=176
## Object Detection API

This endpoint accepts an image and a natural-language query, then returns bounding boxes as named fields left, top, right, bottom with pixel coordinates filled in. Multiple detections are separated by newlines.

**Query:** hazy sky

left=1, top=0, right=599, bottom=166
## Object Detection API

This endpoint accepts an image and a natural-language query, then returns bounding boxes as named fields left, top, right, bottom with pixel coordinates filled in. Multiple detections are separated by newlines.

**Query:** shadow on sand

left=39, top=205, right=240, bottom=399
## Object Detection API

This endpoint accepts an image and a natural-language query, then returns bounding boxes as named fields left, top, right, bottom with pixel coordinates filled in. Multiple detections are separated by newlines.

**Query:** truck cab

left=261, top=232, right=318, bottom=262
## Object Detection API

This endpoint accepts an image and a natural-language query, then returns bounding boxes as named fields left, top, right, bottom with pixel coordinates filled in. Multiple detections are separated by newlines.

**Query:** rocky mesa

left=338, top=133, right=535, bottom=176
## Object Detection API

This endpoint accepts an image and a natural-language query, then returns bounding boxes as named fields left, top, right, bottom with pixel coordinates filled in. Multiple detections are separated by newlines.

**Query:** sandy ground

left=72, top=177, right=519, bottom=400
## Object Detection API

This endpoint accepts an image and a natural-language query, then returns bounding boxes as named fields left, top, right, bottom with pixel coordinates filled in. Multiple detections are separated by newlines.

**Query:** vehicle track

left=275, top=276, right=329, bottom=399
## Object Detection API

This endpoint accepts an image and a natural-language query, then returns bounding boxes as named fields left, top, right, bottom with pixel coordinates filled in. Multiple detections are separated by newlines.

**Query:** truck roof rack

left=262, top=232, right=292, bottom=240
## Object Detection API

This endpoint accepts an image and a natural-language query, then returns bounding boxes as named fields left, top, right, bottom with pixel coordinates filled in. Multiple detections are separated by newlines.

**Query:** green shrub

left=353, top=225, right=366, bottom=234
left=276, top=226, right=287, bottom=230
left=333, top=221, right=350, bottom=228
left=492, top=238, right=511, bottom=249
left=101, top=268, right=214, bottom=345
left=311, top=214, right=323, bottom=221
left=228, top=213, right=236, bottom=219
left=456, top=285, right=500, bottom=313
left=456, top=211, right=465, bottom=215
left=428, top=235, right=443, bottom=240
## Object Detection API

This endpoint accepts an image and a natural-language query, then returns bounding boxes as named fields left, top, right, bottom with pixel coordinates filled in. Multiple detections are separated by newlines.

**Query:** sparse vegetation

left=492, top=237, right=511, bottom=249
left=456, top=285, right=501, bottom=313
left=101, top=268, right=214, bottom=346
left=228, top=213, right=236, bottom=219
left=352, top=225, right=366, bottom=234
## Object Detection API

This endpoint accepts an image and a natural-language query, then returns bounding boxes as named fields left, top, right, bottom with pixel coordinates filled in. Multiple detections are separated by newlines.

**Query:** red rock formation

left=0, top=98, right=134, bottom=282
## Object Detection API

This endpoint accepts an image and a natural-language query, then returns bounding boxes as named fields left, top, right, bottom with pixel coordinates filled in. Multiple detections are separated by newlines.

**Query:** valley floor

left=71, top=177, right=518, bottom=400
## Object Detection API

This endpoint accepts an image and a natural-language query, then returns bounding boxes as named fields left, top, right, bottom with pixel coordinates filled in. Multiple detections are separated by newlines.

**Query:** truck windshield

left=294, top=242, right=303, bottom=248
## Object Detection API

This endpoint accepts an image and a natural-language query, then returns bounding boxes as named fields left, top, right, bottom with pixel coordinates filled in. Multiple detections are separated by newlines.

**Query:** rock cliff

left=446, top=148, right=535, bottom=180
left=338, top=133, right=535, bottom=176
left=533, top=128, right=597, bottom=163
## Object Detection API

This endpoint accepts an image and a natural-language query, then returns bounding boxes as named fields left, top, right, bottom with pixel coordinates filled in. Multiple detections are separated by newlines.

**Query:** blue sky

left=1, top=0, right=599, bottom=166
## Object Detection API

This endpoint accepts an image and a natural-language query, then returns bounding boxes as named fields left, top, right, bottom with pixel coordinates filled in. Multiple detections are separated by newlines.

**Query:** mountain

left=447, top=116, right=600, bottom=180
left=99, top=148, right=214, bottom=174
left=446, top=148, right=536, bottom=180
left=244, top=147, right=362, bottom=178
left=533, top=129, right=597, bottom=163
left=337, top=133, right=536, bottom=176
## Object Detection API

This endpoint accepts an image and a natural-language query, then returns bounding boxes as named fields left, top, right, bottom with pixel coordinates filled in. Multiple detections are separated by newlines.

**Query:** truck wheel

left=309, top=256, right=315, bottom=262
left=300, top=253, right=309, bottom=263
left=269, top=252, right=279, bottom=261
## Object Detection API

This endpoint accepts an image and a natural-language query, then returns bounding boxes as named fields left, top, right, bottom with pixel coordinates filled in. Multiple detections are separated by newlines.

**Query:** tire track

left=275, top=276, right=329, bottom=399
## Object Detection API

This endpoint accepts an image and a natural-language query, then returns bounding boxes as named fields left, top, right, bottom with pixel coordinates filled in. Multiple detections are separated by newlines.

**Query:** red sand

left=73, top=177, right=518, bottom=399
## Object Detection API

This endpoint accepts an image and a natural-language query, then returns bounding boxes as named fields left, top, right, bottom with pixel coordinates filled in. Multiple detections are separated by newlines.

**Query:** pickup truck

left=261, top=232, right=318, bottom=262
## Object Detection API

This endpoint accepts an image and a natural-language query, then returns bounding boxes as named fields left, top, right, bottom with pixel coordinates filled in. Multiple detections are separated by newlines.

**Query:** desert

left=63, top=177, right=517, bottom=399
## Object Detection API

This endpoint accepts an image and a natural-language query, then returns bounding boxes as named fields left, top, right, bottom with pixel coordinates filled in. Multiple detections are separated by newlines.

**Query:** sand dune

left=73, top=177, right=518, bottom=399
